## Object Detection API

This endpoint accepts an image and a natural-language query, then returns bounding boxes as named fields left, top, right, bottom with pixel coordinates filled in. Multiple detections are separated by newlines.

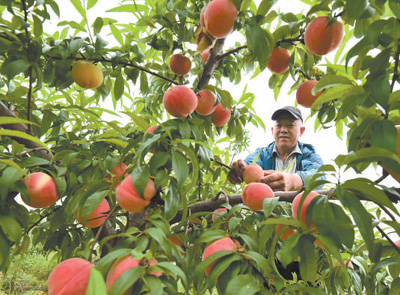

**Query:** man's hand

left=261, top=171, right=303, bottom=191
left=227, top=159, right=246, bottom=184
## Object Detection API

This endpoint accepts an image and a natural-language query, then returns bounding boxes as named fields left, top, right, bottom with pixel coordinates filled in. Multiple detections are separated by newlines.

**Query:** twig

left=297, top=68, right=313, bottom=80
left=211, top=158, right=231, bottom=169
left=89, top=205, right=118, bottom=262
left=46, top=54, right=179, bottom=86
left=334, top=10, right=344, bottom=18
left=276, top=37, right=304, bottom=47
left=374, top=168, right=388, bottom=184
left=376, top=225, right=400, bottom=254
left=27, top=67, right=33, bottom=133
left=16, top=147, right=48, bottom=158
left=390, top=39, right=400, bottom=92
left=217, top=45, right=247, bottom=61
left=25, top=206, right=62, bottom=234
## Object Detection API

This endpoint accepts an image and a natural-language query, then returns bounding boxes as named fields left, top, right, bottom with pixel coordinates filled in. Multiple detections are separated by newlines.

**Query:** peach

left=395, top=239, right=400, bottom=247
left=304, top=16, right=344, bottom=56
left=106, top=256, right=161, bottom=294
left=75, top=198, right=110, bottom=228
left=202, top=237, right=236, bottom=275
left=145, top=125, right=157, bottom=134
left=204, top=0, right=238, bottom=39
left=242, top=182, right=274, bottom=211
left=108, top=162, right=128, bottom=186
left=169, top=54, right=191, bottom=76
left=211, top=103, right=231, bottom=127
left=116, top=175, right=156, bottom=212
left=48, top=258, right=94, bottom=295
left=275, top=224, right=296, bottom=240
left=296, top=80, right=322, bottom=108
left=71, top=61, right=103, bottom=89
left=163, top=85, right=198, bottom=118
left=243, top=163, right=263, bottom=184
left=267, top=48, right=291, bottom=74
left=168, top=235, right=183, bottom=247
left=212, top=207, right=227, bottom=222
left=196, top=89, right=216, bottom=116
left=201, top=49, right=210, bottom=64
left=23, top=172, right=58, bottom=208
left=292, top=191, right=319, bottom=226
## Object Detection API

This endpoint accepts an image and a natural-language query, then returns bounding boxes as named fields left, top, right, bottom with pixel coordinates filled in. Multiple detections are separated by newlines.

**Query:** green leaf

left=194, top=251, right=235, bottom=279
left=263, top=197, right=279, bottom=217
left=257, top=0, right=276, bottom=16
left=178, top=144, right=199, bottom=189
left=107, top=4, right=135, bottom=13
left=147, top=227, right=166, bottom=245
left=312, top=196, right=354, bottom=248
left=197, top=230, right=227, bottom=244
left=278, top=232, right=301, bottom=267
left=87, top=0, right=98, bottom=10
left=165, top=180, right=180, bottom=220
left=342, top=178, right=399, bottom=214
left=0, top=216, right=22, bottom=242
left=370, top=120, right=397, bottom=153
left=110, top=24, right=123, bottom=45
left=389, top=0, right=400, bottom=18
left=109, top=266, right=145, bottom=295
left=371, top=257, right=400, bottom=277
left=93, top=17, right=104, bottom=35
left=225, top=273, right=260, bottom=294
left=243, top=251, right=272, bottom=277
left=336, top=186, right=376, bottom=261
left=156, top=261, right=187, bottom=286
left=0, top=230, right=10, bottom=270
left=1, top=59, right=30, bottom=79
left=346, top=0, right=367, bottom=19
left=298, top=235, right=318, bottom=282
left=171, top=151, right=189, bottom=188
left=0, top=129, right=51, bottom=153
left=77, top=190, right=109, bottom=223
left=86, top=268, right=107, bottom=295
left=0, top=159, right=25, bottom=174
left=311, top=84, right=356, bottom=109
left=20, top=156, right=49, bottom=168
left=150, top=152, right=170, bottom=173
left=131, top=166, right=150, bottom=200
left=113, top=73, right=124, bottom=101
left=209, top=254, right=242, bottom=284
left=245, top=25, right=273, bottom=70
left=313, top=74, right=354, bottom=93
left=71, top=0, right=85, bottom=18
left=143, top=276, right=163, bottom=295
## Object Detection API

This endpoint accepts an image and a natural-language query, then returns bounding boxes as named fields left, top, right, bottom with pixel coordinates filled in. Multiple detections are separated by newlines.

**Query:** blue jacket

left=244, top=141, right=324, bottom=185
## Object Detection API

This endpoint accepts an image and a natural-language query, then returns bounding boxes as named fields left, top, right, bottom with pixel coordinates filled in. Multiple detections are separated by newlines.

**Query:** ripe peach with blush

left=75, top=198, right=110, bottom=228
left=267, top=48, right=290, bottom=74
left=72, top=61, right=103, bottom=89
left=202, top=237, right=237, bottom=275
left=201, top=49, right=210, bottom=63
left=212, top=207, right=227, bottom=222
left=296, top=80, right=322, bottom=108
left=116, top=175, right=156, bottom=212
left=48, top=258, right=94, bottom=295
left=292, top=191, right=319, bottom=226
left=243, top=163, right=263, bottom=184
left=242, top=182, right=274, bottom=211
left=163, top=85, right=198, bottom=118
left=23, top=172, right=58, bottom=208
left=196, top=89, right=216, bottom=116
left=211, top=103, right=231, bottom=127
left=204, top=0, right=238, bottom=39
left=169, top=54, right=191, bottom=76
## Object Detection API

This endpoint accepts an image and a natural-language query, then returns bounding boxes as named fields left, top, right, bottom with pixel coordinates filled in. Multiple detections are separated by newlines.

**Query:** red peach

left=267, top=48, right=291, bottom=74
left=242, top=182, right=274, bottom=211
left=23, top=172, right=58, bottom=208
left=76, top=199, right=110, bottom=228
left=48, top=258, right=94, bottom=295
left=212, top=208, right=228, bottom=222
left=169, top=54, right=191, bottom=76
left=116, top=175, right=156, bottom=212
left=292, top=191, right=319, bottom=226
left=109, top=163, right=128, bottom=186
left=196, top=89, right=216, bottom=116
left=202, top=237, right=236, bottom=275
left=145, top=125, right=157, bottom=134
left=201, top=49, right=210, bottom=64
left=243, top=163, right=263, bottom=184
left=296, top=80, right=322, bottom=108
left=275, top=224, right=296, bottom=240
left=211, top=103, right=231, bottom=127
left=163, top=85, right=198, bottom=118
left=204, top=0, right=238, bottom=39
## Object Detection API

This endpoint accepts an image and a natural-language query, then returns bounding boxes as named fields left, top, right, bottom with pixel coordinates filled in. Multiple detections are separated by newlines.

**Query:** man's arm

left=261, top=171, right=303, bottom=191
left=227, top=159, right=246, bottom=184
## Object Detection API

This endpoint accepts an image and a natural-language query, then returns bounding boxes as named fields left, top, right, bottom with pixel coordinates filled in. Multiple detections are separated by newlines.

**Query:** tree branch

left=46, top=54, right=179, bottom=86
left=376, top=225, right=400, bottom=254
left=196, top=39, right=226, bottom=90
left=217, top=45, right=247, bottom=61
left=390, top=39, right=400, bottom=92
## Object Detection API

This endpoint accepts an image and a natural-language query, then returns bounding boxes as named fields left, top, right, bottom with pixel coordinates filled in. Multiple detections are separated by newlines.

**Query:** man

left=228, top=106, right=324, bottom=191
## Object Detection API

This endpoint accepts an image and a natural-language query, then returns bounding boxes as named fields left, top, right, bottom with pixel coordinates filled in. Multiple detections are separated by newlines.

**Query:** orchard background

left=0, top=0, right=400, bottom=294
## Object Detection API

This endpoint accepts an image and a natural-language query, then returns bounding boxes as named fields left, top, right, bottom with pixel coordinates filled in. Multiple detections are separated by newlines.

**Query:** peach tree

left=0, top=0, right=399, bottom=294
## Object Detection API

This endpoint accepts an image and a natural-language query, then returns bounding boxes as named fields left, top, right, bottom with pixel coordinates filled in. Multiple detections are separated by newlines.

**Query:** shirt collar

left=272, top=142, right=302, bottom=157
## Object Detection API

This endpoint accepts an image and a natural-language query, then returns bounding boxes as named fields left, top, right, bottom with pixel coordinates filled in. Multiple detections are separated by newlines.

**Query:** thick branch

left=196, top=39, right=226, bottom=90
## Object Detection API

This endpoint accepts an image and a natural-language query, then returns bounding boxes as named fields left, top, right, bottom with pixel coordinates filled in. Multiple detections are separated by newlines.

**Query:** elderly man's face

left=271, top=117, right=305, bottom=151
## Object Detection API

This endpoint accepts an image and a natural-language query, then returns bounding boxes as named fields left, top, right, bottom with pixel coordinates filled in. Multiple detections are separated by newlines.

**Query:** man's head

left=271, top=106, right=305, bottom=152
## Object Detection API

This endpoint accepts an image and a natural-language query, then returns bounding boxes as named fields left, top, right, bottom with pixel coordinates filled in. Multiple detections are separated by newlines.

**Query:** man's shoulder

left=298, top=142, right=320, bottom=156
